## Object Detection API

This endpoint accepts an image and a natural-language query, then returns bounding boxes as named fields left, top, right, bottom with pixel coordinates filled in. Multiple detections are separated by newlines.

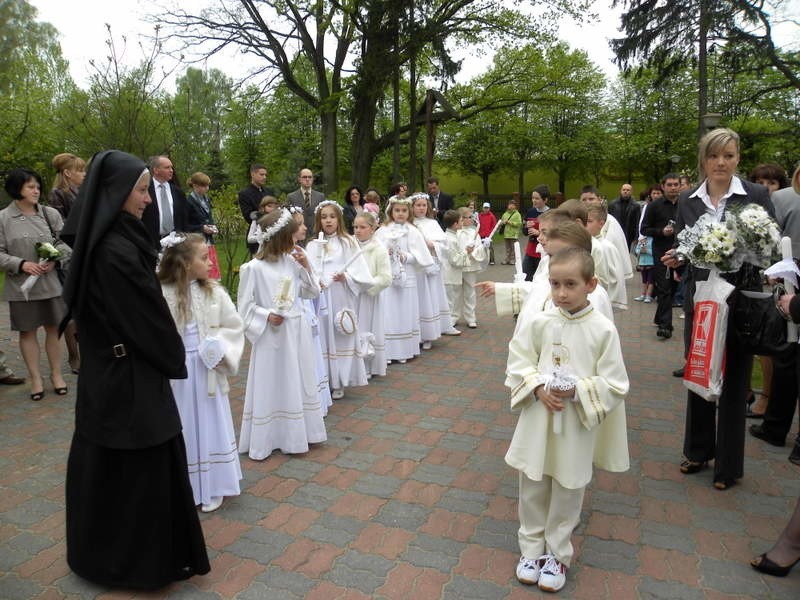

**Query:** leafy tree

left=0, top=0, right=71, bottom=175
left=611, top=0, right=799, bottom=137
left=57, top=26, right=174, bottom=162
left=158, top=0, right=590, bottom=189
left=168, top=68, right=234, bottom=180
left=441, top=111, right=508, bottom=195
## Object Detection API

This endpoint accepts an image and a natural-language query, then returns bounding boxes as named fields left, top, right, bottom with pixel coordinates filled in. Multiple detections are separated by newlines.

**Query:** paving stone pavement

left=1, top=261, right=799, bottom=599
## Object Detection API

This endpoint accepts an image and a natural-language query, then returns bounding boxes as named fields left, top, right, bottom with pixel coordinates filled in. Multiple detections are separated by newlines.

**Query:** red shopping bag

left=683, top=270, right=734, bottom=402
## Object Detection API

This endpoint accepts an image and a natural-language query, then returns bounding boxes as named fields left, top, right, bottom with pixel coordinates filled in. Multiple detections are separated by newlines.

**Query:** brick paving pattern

left=1, top=261, right=799, bottom=599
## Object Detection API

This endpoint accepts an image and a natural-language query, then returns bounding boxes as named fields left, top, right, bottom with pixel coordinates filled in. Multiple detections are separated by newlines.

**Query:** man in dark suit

left=426, top=176, right=453, bottom=229
left=238, top=163, right=276, bottom=255
left=142, top=155, right=187, bottom=249
left=640, top=173, right=681, bottom=340
left=287, top=168, right=325, bottom=239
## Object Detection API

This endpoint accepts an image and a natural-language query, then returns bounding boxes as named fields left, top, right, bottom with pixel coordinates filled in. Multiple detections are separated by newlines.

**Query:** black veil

left=61, top=150, right=149, bottom=320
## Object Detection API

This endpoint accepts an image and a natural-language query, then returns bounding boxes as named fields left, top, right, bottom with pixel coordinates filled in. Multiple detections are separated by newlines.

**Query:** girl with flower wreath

left=237, top=208, right=327, bottom=460
left=306, top=200, right=374, bottom=399
left=374, top=195, right=436, bottom=363
left=158, top=232, right=244, bottom=512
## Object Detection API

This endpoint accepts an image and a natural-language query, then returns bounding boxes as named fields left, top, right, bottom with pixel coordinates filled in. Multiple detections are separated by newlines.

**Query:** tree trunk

left=320, top=109, right=338, bottom=195
left=697, top=0, right=709, bottom=139
left=408, top=55, right=418, bottom=191
left=482, top=171, right=490, bottom=196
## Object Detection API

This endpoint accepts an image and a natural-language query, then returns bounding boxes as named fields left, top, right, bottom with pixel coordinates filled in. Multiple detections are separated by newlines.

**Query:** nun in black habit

left=61, top=150, right=210, bottom=589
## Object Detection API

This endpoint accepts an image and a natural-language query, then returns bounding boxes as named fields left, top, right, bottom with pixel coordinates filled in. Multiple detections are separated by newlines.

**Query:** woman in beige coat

left=0, top=168, right=71, bottom=400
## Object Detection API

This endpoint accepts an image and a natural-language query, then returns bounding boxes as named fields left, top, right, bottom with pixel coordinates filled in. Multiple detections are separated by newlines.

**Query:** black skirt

left=66, top=431, right=210, bottom=590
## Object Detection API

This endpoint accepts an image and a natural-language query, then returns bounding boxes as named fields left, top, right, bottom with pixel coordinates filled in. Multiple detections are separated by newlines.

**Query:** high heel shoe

left=751, top=553, right=800, bottom=577
left=51, top=377, right=68, bottom=396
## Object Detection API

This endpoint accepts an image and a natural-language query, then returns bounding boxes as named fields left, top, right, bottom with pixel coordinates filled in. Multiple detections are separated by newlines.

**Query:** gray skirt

left=9, top=297, right=67, bottom=332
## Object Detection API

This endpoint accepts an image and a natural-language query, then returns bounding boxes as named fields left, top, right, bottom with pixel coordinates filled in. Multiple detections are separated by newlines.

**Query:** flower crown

left=386, top=194, right=412, bottom=205
left=160, top=231, right=186, bottom=250
left=256, top=208, right=293, bottom=244
left=407, top=192, right=430, bottom=203
left=314, top=199, right=343, bottom=215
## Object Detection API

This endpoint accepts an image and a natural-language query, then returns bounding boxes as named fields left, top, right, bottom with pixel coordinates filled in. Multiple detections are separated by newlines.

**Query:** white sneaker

left=634, top=295, right=646, bottom=302
left=515, top=556, right=541, bottom=585
left=537, top=555, right=566, bottom=592
left=422, top=341, right=432, bottom=350
left=643, top=296, right=654, bottom=303
left=398, top=359, right=407, bottom=364
left=331, top=389, right=344, bottom=399
left=468, top=322, right=477, bottom=329
left=442, top=328, right=461, bottom=336
left=201, top=496, right=224, bottom=513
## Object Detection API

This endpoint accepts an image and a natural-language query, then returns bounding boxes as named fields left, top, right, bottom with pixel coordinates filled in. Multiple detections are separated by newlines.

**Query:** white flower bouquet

left=676, top=204, right=779, bottom=273
left=20, top=241, right=63, bottom=300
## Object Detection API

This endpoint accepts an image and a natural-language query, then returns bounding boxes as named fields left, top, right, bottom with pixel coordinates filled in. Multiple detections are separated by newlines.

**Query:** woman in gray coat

left=0, top=168, right=71, bottom=400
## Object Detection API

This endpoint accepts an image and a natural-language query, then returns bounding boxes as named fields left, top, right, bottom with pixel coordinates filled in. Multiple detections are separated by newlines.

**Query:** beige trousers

left=518, top=472, right=585, bottom=567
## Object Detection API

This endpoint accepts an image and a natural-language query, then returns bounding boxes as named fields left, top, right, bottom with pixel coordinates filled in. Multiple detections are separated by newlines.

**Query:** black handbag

left=731, top=285, right=792, bottom=356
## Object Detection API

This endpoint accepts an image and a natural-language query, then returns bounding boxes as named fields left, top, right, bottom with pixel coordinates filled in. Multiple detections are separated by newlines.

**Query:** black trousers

left=522, top=255, right=541, bottom=282
left=682, top=275, right=753, bottom=482
left=652, top=262, right=678, bottom=330
left=758, top=344, right=800, bottom=443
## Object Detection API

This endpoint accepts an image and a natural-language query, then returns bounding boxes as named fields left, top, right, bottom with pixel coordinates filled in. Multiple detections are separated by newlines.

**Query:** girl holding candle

left=374, top=196, right=436, bottom=362
left=306, top=201, right=373, bottom=399
left=352, top=212, right=391, bottom=377
left=411, top=193, right=451, bottom=347
left=158, top=233, right=244, bottom=512
left=237, top=208, right=327, bottom=459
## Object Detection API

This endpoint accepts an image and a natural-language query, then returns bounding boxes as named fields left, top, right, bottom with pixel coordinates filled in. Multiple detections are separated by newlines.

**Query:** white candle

left=318, top=232, right=325, bottom=241
left=781, top=236, right=797, bottom=342
left=514, top=241, right=522, bottom=275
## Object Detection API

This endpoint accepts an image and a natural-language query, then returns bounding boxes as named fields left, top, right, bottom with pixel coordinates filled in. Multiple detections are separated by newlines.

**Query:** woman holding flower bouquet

left=663, top=128, right=775, bottom=491
left=0, top=168, right=71, bottom=401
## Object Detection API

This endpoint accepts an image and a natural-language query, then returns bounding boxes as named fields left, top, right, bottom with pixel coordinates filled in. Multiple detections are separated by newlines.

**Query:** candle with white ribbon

left=781, top=236, right=797, bottom=342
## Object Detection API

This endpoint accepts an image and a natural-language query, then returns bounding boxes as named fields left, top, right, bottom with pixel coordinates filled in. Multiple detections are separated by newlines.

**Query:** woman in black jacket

left=61, top=150, right=210, bottom=589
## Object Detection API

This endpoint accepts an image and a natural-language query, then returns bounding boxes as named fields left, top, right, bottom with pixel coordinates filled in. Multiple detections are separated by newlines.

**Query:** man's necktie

left=304, top=190, right=311, bottom=210
left=160, top=184, right=173, bottom=235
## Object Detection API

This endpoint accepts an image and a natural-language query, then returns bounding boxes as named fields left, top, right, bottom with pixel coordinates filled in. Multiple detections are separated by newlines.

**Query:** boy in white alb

left=505, top=247, right=629, bottom=593
left=456, top=206, right=486, bottom=328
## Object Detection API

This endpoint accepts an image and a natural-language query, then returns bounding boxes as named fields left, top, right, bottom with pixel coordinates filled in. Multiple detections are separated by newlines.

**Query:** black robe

left=66, top=211, right=209, bottom=589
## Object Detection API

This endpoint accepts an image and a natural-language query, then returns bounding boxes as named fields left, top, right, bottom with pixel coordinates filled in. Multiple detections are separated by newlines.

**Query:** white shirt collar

left=689, top=176, right=746, bottom=221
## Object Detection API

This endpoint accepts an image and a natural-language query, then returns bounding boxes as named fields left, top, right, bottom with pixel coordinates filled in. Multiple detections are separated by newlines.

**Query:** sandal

left=751, top=553, right=800, bottom=577
left=30, top=391, right=45, bottom=401
left=680, top=460, right=708, bottom=474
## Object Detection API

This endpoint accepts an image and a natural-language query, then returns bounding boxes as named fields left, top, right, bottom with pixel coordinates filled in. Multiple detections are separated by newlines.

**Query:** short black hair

left=4, top=168, right=43, bottom=200
left=662, top=172, right=681, bottom=184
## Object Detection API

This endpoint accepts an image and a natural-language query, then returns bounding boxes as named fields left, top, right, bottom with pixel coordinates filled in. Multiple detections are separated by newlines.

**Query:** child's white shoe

left=201, top=496, right=224, bottom=513
left=331, top=389, right=344, bottom=399
left=537, top=554, right=566, bottom=592
left=515, top=556, right=541, bottom=585
left=422, top=341, right=432, bottom=350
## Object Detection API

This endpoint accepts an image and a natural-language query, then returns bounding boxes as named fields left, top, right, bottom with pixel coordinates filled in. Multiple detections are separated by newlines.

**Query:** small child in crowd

left=455, top=206, right=486, bottom=329
left=500, top=200, right=523, bottom=265
left=247, top=195, right=278, bottom=246
left=477, top=202, right=497, bottom=265
left=158, top=232, right=244, bottom=513
left=634, top=235, right=655, bottom=303
left=505, top=247, right=629, bottom=593
left=352, top=211, right=392, bottom=377
left=238, top=209, right=327, bottom=459
left=306, top=201, right=373, bottom=399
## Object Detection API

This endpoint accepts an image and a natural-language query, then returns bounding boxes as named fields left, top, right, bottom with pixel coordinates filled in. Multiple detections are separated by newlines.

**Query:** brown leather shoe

left=0, top=375, right=25, bottom=385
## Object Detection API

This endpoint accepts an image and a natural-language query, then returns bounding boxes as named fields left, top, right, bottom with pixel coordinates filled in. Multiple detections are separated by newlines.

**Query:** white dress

left=163, top=282, right=244, bottom=506
left=356, top=238, right=391, bottom=377
left=304, top=296, right=333, bottom=416
left=237, top=256, right=327, bottom=460
left=374, top=222, right=432, bottom=361
left=306, top=235, right=373, bottom=390
left=415, top=217, right=453, bottom=335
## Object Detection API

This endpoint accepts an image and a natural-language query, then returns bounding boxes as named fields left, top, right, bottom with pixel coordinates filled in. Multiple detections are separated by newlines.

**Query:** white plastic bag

left=683, top=269, right=735, bottom=401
